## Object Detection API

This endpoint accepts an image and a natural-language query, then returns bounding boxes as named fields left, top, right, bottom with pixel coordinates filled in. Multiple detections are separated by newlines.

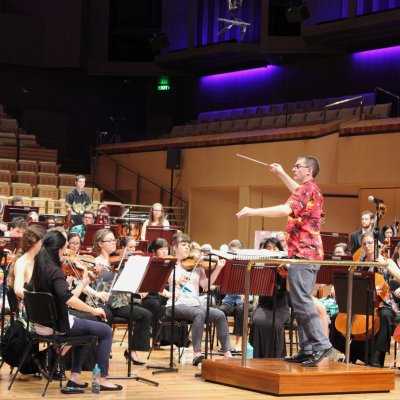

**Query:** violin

left=181, top=252, right=218, bottom=271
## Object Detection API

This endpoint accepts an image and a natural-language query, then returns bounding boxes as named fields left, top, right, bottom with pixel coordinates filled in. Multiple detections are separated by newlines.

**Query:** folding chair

left=8, top=291, right=97, bottom=397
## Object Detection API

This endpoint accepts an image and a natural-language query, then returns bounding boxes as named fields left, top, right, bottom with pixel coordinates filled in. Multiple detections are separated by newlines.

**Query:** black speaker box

left=166, top=149, right=181, bottom=170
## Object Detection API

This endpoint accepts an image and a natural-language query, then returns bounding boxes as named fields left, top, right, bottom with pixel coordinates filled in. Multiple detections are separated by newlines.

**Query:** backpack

left=0, top=320, right=39, bottom=374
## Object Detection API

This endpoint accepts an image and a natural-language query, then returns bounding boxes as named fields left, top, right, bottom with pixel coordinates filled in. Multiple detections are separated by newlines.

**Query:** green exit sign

left=157, top=76, right=171, bottom=91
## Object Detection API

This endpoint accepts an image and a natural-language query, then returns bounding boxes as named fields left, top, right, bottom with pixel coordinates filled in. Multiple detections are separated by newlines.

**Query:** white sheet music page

left=112, top=255, right=150, bottom=294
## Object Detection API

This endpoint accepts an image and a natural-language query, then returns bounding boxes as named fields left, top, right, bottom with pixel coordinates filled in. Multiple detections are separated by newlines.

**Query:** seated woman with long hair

left=29, top=230, right=122, bottom=391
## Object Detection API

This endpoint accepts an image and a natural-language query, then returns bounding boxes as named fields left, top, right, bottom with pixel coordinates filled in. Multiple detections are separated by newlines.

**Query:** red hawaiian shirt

left=285, top=179, right=324, bottom=260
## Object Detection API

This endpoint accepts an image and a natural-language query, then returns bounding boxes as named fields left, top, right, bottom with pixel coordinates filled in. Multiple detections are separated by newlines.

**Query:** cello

left=334, top=239, right=389, bottom=341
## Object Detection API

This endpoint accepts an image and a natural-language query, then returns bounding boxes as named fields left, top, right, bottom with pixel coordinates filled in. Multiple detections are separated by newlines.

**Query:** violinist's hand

left=268, top=163, right=285, bottom=176
left=394, top=288, right=400, bottom=298
left=81, top=270, right=91, bottom=287
left=97, top=292, right=110, bottom=303
left=91, top=307, right=106, bottom=320
left=95, top=262, right=106, bottom=274
left=236, top=207, right=255, bottom=218
left=216, top=258, right=226, bottom=269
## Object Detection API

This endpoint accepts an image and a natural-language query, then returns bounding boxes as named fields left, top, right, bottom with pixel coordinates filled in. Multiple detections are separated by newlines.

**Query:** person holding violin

left=164, top=233, right=233, bottom=366
left=92, top=228, right=151, bottom=365
left=64, top=232, right=109, bottom=319
left=140, top=203, right=170, bottom=241
left=237, top=155, right=333, bottom=366
left=27, top=230, right=122, bottom=391
left=69, top=211, right=95, bottom=241
left=330, top=232, right=400, bottom=367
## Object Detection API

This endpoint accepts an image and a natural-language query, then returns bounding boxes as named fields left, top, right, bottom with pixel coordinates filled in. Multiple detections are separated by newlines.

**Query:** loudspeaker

left=166, top=149, right=181, bottom=170
left=285, top=4, right=310, bottom=23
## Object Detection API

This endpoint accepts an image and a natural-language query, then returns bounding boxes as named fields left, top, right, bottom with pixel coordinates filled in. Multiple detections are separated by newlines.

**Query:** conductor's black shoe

left=301, top=347, right=333, bottom=367
left=192, top=354, right=204, bottom=366
left=284, top=352, right=312, bottom=363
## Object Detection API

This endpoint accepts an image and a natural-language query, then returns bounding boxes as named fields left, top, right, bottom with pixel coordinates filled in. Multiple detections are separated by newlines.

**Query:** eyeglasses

left=293, top=164, right=309, bottom=169
left=68, top=242, right=80, bottom=247
left=101, top=239, right=117, bottom=243
left=152, top=209, right=162, bottom=212
left=361, top=241, right=374, bottom=246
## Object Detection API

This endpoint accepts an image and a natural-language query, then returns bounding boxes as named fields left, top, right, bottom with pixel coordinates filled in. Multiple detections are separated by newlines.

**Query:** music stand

left=82, top=223, right=118, bottom=249
left=3, top=205, right=39, bottom=222
left=333, top=270, right=376, bottom=365
left=145, top=226, right=178, bottom=246
left=110, top=255, right=175, bottom=384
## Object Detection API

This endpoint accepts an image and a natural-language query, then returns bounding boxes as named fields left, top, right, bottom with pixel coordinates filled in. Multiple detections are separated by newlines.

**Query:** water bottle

left=92, top=363, right=100, bottom=394
left=246, top=342, right=253, bottom=359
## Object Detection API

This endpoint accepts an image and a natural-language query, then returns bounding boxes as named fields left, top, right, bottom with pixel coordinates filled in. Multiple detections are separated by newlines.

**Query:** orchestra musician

left=69, top=210, right=95, bottom=241
left=5, top=217, right=28, bottom=238
left=65, top=232, right=109, bottom=320
left=92, top=228, right=151, bottom=365
left=8, top=225, right=47, bottom=301
left=28, top=230, right=122, bottom=391
left=237, top=155, right=333, bottom=366
left=10, top=196, right=23, bottom=206
left=164, top=233, right=233, bottom=366
left=330, top=231, right=400, bottom=367
left=140, top=203, right=170, bottom=241
left=350, top=211, right=383, bottom=255
left=141, top=237, right=169, bottom=348
left=219, top=239, right=248, bottom=352
left=250, top=237, right=290, bottom=358
left=65, top=175, right=92, bottom=226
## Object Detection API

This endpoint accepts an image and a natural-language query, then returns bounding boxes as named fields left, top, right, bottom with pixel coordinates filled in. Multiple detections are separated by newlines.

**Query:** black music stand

left=3, top=205, right=39, bottom=222
left=110, top=255, right=174, bottom=385
left=147, top=257, right=180, bottom=375
left=333, top=270, right=376, bottom=365
left=145, top=226, right=178, bottom=246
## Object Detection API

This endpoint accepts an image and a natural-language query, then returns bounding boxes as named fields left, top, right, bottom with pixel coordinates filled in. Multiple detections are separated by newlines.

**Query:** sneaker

left=192, top=354, right=205, bottom=366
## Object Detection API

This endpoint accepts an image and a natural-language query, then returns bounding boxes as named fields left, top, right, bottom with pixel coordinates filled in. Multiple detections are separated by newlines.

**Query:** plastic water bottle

left=246, top=342, right=253, bottom=359
left=92, top=363, right=100, bottom=394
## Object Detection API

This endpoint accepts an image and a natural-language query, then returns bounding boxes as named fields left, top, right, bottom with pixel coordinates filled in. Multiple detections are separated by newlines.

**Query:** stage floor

left=201, top=357, right=396, bottom=396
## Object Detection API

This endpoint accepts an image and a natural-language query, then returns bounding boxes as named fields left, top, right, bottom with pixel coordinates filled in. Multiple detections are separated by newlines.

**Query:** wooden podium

left=201, top=252, right=395, bottom=395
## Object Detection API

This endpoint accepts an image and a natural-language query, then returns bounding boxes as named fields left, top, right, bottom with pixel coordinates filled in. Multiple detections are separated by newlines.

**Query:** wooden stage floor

left=201, top=357, right=395, bottom=396
left=1, top=330, right=400, bottom=399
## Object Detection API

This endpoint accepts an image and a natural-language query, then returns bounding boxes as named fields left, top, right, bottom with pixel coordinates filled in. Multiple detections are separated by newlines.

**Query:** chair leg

left=8, top=342, right=34, bottom=390
left=120, top=327, right=128, bottom=346
left=147, top=322, right=163, bottom=360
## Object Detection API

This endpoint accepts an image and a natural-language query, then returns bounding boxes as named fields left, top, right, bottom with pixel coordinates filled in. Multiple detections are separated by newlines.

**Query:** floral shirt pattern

left=285, top=179, right=324, bottom=260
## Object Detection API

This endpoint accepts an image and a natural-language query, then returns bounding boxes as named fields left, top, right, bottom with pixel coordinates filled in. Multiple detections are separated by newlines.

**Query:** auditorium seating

left=11, top=182, right=33, bottom=198
left=168, top=92, right=392, bottom=138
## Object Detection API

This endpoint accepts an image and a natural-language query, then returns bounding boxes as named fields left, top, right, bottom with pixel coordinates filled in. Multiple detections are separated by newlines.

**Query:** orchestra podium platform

left=201, top=358, right=395, bottom=396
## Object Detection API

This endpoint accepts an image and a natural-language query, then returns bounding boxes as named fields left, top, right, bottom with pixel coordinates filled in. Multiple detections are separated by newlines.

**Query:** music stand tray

left=110, top=255, right=176, bottom=384
left=145, top=226, right=178, bottom=245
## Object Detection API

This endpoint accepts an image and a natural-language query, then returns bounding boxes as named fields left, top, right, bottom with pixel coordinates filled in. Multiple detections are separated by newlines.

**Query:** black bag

left=0, top=320, right=39, bottom=374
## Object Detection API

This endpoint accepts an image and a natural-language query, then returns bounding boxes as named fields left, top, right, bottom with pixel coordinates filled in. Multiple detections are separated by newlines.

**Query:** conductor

left=236, top=155, right=333, bottom=366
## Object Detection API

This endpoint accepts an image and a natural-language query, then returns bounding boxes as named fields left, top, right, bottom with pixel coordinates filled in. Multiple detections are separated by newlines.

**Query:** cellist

left=330, top=232, right=400, bottom=367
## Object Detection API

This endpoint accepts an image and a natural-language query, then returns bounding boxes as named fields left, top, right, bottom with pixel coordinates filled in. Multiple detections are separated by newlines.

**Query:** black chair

left=8, top=291, right=98, bottom=397
left=147, top=314, right=192, bottom=363
left=0, top=286, right=20, bottom=372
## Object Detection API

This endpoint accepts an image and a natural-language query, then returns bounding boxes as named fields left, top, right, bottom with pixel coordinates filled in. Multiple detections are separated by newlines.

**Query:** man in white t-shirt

left=165, top=233, right=233, bottom=366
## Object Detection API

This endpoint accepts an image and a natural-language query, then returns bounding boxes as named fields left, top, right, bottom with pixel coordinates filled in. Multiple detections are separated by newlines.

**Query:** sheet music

left=112, top=255, right=150, bottom=294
